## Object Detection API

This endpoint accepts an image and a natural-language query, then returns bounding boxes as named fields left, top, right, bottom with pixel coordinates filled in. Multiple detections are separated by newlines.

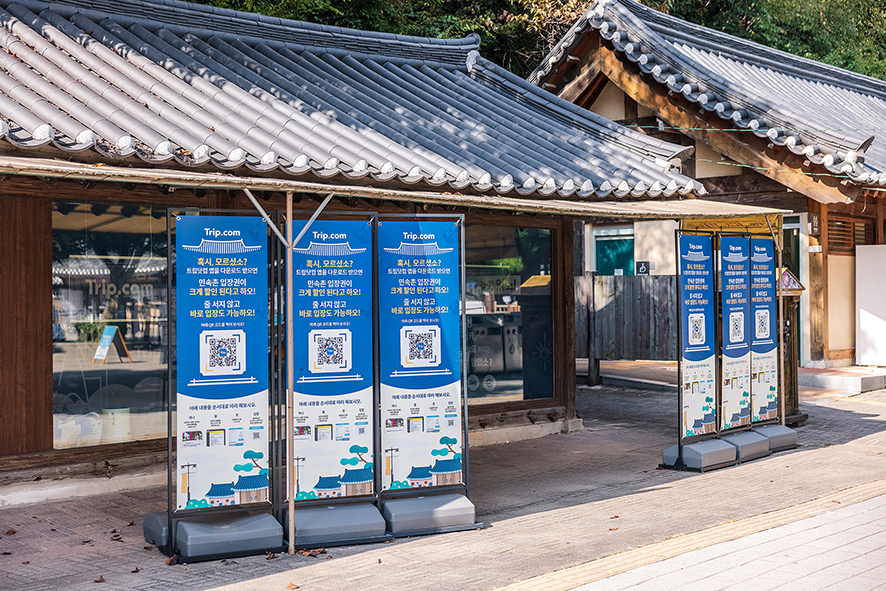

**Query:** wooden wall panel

left=0, top=195, right=52, bottom=454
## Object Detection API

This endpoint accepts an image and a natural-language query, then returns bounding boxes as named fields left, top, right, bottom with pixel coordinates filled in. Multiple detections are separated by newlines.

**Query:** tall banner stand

left=663, top=230, right=736, bottom=472
left=716, top=233, right=771, bottom=462
left=281, top=212, right=390, bottom=548
left=376, top=215, right=480, bottom=535
left=144, top=210, right=284, bottom=562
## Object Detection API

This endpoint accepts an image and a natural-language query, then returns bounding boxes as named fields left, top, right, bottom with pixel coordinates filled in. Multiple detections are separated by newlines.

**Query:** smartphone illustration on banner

left=207, top=429, right=225, bottom=447
left=228, top=427, right=244, bottom=446
left=386, top=418, right=404, bottom=433
left=315, top=424, right=333, bottom=441
left=335, top=423, right=351, bottom=441
left=293, top=425, right=311, bottom=441
left=408, top=417, right=424, bottom=433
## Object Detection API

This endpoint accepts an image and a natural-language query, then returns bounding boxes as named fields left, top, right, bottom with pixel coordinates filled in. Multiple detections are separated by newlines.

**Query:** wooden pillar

left=808, top=201, right=827, bottom=361
left=0, top=195, right=53, bottom=454
left=559, top=217, right=577, bottom=420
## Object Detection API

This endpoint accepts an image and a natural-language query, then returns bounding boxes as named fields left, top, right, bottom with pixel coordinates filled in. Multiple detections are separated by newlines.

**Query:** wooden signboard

left=93, top=325, right=133, bottom=364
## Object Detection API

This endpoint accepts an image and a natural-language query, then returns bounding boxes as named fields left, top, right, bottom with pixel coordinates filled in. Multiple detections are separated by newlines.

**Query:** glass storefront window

left=52, top=203, right=168, bottom=448
left=464, top=225, right=554, bottom=404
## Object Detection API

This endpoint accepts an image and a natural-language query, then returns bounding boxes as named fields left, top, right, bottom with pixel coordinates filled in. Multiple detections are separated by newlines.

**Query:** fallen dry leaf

left=166, top=555, right=179, bottom=566
left=286, top=584, right=300, bottom=590
left=326, top=555, right=332, bottom=560
left=143, top=546, right=152, bottom=551
left=1, top=552, right=11, bottom=556
left=832, top=500, right=841, bottom=504
left=131, top=567, right=142, bottom=573
left=94, top=576, right=105, bottom=583
left=609, top=527, right=618, bottom=531
left=610, top=515, right=619, bottom=519
left=110, top=529, right=117, bottom=534
left=127, top=522, right=136, bottom=527
left=22, top=561, right=29, bottom=564
left=5, top=530, right=15, bottom=536
left=266, top=552, right=278, bottom=560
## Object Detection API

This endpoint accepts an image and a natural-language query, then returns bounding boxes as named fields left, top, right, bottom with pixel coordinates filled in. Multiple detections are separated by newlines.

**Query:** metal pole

left=775, top=215, right=786, bottom=426
left=286, top=192, right=295, bottom=555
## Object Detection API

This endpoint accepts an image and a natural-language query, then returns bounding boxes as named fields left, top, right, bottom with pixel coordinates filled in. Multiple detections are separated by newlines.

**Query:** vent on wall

left=828, top=216, right=873, bottom=255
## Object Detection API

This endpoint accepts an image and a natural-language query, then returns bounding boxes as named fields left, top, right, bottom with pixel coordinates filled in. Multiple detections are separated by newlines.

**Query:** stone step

left=798, top=367, right=886, bottom=393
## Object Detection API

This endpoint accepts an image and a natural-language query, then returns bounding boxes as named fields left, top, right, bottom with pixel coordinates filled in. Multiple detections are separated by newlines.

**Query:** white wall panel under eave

left=856, top=245, right=886, bottom=365
left=829, top=255, right=856, bottom=352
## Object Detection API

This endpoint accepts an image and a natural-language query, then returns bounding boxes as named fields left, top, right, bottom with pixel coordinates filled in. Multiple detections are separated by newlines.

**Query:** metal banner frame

left=165, top=208, right=280, bottom=557
left=675, top=230, right=720, bottom=460
left=376, top=214, right=470, bottom=501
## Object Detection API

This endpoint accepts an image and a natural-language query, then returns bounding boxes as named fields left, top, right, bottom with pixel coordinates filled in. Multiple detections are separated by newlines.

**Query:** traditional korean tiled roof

left=430, top=458, right=462, bottom=474
left=339, top=468, right=373, bottom=484
left=407, top=466, right=432, bottom=480
left=205, top=482, right=235, bottom=498
left=232, top=474, right=269, bottom=492
left=529, top=0, right=886, bottom=186
left=314, top=475, right=342, bottom=490
left=0, top=0, right=704, bottom=198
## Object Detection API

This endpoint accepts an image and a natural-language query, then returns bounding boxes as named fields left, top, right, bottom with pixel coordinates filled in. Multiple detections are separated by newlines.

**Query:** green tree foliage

left=193, top=0, right=886, bottom=80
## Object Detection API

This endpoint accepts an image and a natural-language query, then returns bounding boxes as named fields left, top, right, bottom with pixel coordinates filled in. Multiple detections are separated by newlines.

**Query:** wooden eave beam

left=598, top=45, right=861, bottom=205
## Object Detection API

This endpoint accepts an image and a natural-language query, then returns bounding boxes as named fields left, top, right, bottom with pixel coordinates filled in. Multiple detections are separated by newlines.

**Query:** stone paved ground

left=1, top=384, right=885, bottom=591
left=568, top=492, right=886, bottom=591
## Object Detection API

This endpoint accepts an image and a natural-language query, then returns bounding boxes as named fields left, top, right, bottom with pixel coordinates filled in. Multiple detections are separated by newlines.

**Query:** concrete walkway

left=2, top=381, right=886, bottom=591
left=566, top=491, right=886, bottom=591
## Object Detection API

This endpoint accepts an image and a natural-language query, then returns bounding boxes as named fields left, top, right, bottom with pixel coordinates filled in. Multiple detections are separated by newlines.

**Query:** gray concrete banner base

left=721, top=430, right=771, bottom=462
left=143, top=510, right=283, bottom=562
left=381, top=493, right=476, bottom=534
left=284, top=502, right=388, bottom=547
left=752, top=424, right=799, bottom=451
left=662, top=439, right=737, bottom=471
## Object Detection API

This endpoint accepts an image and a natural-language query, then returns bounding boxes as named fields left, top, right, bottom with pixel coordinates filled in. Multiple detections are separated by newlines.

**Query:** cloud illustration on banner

left=340, top=457, right=360, bottom=466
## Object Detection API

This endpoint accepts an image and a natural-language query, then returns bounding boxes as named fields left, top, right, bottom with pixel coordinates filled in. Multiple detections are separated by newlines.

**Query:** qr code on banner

left=688, top=313, right=705, bottom=346
left=447, top=418, right=455, bottom=427
left=755, top=309, right=770, bottom=339
left=729, top=311, right=745, bottom=343
left=400, top=325, right=441, bottom=368
left=309, top=329, right=351, bottom=373
left=209, top=338, right=238, bottom=368
left=200, top=330, right=245, bottom=376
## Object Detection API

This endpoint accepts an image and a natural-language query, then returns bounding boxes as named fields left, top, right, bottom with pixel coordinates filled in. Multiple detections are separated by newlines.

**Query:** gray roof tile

left=530, top=0, right=886, bottom=186
left=0, top=0, right=702, bottom=197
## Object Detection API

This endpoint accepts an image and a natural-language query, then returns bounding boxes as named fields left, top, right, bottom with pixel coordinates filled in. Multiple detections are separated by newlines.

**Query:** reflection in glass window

left=52, top=203, right=168, bottom=448
left=464, top=225, right=553, bottom=404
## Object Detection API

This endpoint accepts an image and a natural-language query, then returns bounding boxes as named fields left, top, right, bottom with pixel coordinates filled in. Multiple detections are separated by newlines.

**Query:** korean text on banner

left=720, top=236, right=752, bottom=431
left=377, top=220, right=463, bottom=491
left=290, top=219, right=375, bottom=500
left=679, top=234, right=717, bottom=438
left=750, top=237, right=778, bottom=422
left=175, top=216, right=269, bottom=510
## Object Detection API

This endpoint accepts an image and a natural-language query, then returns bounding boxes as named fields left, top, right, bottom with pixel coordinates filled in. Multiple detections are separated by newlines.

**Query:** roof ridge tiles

left=7, top=0, right=480, bottom=63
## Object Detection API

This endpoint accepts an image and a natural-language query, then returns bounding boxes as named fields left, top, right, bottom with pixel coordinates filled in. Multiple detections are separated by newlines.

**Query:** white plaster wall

left=695, top=142, right=743, bottom=178
left=634, top=220, right=678, bottom=275
left=828, top=255, right=856, bottom=351
left=590, top=81, right=625, bottom=122
left=855, top=245, right=886, bottom=365
left=799, top=214, right=812, bottom=366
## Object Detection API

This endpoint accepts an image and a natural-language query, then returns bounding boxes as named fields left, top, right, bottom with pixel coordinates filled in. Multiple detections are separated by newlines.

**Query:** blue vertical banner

left=290, top=219, right=375, bottom=500
left=377, top=219, right=463, bottom=491
left=678, top=234, right=718, bottom=438
left=175, top=216, right=269, bottom=510
left=720, top=235, right=752, bottom=431
left=750, top=237, right=779, bottom=422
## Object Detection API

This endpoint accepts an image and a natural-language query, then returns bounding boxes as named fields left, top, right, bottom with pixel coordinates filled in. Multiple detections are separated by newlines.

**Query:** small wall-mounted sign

left=636, top=261, right=650, bottom=275
left=809, top=245, right=822, bottom=253
left=808, top=213, right=821, bottom=236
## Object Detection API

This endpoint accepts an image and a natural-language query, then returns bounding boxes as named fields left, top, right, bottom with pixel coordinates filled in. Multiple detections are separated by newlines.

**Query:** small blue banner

left=678, top=233, right=717, bottom=438
left=289, top=219, right=375, bottom=500
left=720, top=235, right=751, bottom=431
left=377, top=219, right=463, bottom=491
left=175, top=215, right=269, bottom=510
left=750, top=237, right=779, bottom=422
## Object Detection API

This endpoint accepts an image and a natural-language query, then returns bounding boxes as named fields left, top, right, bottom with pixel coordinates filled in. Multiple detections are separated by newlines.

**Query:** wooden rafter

left=594, top=45, right=861, bottom=205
